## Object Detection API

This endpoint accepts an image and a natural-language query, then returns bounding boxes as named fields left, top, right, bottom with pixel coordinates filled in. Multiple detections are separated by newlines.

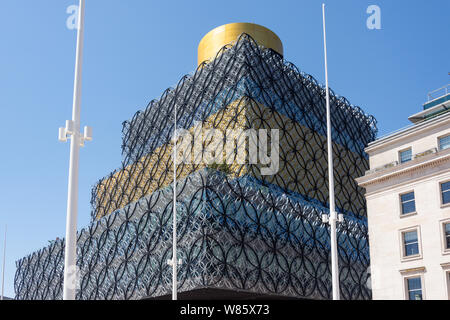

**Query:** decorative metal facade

left=15, top=34, right=377, bottom=300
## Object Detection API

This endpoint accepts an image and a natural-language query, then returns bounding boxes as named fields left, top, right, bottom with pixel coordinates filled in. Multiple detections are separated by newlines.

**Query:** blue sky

left=0, top=0, right=448, bottom=298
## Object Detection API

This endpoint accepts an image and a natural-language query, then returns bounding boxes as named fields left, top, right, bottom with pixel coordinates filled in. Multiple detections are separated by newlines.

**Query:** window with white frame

left=447, top=272, right=450, bottom=300
left=400, top=192, right=416, bottom=215
left=405, top=276, right=423, bottom=300
left=402, top=229, right=420, bottom=257
left=399, top=148, right=412, bottom=163
left=441, top=181, right=450, bottom=205
left=439, top=135, right=450, bottom=151
left=445, top=223, right=450, bottom=251
left=447, top=271, right=450, bottom=300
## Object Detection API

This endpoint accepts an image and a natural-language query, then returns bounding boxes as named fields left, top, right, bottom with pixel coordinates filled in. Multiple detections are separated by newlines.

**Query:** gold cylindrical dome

left=198, top=23, right=283, bottom=66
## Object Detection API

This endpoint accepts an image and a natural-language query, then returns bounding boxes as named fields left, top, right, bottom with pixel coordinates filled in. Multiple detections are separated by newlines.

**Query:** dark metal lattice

left=15, top=34, right=376, bottom=300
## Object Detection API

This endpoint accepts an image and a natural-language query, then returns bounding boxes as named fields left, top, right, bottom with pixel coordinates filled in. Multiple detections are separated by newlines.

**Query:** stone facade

left=357, top=111, right=450, bottom=300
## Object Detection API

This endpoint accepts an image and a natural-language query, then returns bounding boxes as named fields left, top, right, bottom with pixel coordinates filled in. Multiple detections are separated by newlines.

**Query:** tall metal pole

left=172, top=105, right=178, bottom=300
left=1, top=225, right=6, bottom=300
left=322, top=3, right=340, bottom=300
left=63, top=0, right=85, bottom=300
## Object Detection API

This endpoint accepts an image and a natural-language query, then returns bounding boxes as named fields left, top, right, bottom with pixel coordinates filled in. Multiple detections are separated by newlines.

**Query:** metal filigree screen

left=15, top=34, right=377, bottom=300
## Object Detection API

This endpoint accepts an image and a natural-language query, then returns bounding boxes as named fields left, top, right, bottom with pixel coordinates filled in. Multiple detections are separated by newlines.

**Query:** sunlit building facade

left=15, top=23, right=376, bottom=300
left=357, top=85, right=450, bottom=300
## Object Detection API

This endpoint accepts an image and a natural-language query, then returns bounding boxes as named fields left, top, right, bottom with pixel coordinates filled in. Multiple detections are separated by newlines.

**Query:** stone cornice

left=356, top=148, right=450, bottom=190
left=399, top=267, right=426, bottom=275
left=366, top=113, right=450, bottom=153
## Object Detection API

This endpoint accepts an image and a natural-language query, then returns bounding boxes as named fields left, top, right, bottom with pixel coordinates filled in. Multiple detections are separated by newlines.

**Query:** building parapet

left=356, top=147, right=450, bottom=188
left=366, top=111, right=450, bottom=153
left=424, top=84, right=450, bottom=110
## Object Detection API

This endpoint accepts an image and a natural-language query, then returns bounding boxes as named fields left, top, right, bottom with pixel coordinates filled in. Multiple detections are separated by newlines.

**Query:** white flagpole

left=61, top=0, right=87, bottom=300
left=1, top=225, right=6, bottom=300
left=322, top=3, right=340, bottom=300
left=172, top=105, right=178, bottom=300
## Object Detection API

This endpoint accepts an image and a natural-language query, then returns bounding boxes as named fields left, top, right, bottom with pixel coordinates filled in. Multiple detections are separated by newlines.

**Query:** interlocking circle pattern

left=15, top=34, right=377, bottom=300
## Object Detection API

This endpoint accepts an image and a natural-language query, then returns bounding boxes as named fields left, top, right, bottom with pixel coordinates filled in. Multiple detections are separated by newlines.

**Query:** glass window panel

left=442, top=181, right=450, bottom=192
left=401, top=192, right=414, bottom=202
left=401, top=192, right=415, bottom=214
left=445, top=223, right=450, bottom=249
left=404, top=230, right=419, bottom=256
left=439, top=135, right=450, bottom=151
left=404, top=230, right=418, bottom=242
left=442, top=182, right=450, bottom=205
left=409, top=291, right=422, bottom=300
left=400, top=149, right=412, bottom=163
left=407, top=277, right=421, bottom=290
left=402, top=201, right=416, bottom=214
left=407, top=277, right=422, bottom=300
left=405, top=243, right=419, bottom=256
left=443, top=191, right=450, bottom=205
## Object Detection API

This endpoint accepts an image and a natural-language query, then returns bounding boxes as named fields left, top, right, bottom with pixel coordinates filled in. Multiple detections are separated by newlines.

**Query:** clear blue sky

left=0, top=0, right=448, bottom=298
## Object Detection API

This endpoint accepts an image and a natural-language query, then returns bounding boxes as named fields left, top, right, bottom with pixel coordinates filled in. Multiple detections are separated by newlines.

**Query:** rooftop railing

left=424, top=84, right=450, bottom=110
left=427, top=84, right=449, bottom=101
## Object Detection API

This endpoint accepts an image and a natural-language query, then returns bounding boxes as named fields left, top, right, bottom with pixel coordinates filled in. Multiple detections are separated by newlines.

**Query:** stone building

left=357, top=84, right=450, bottom=300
